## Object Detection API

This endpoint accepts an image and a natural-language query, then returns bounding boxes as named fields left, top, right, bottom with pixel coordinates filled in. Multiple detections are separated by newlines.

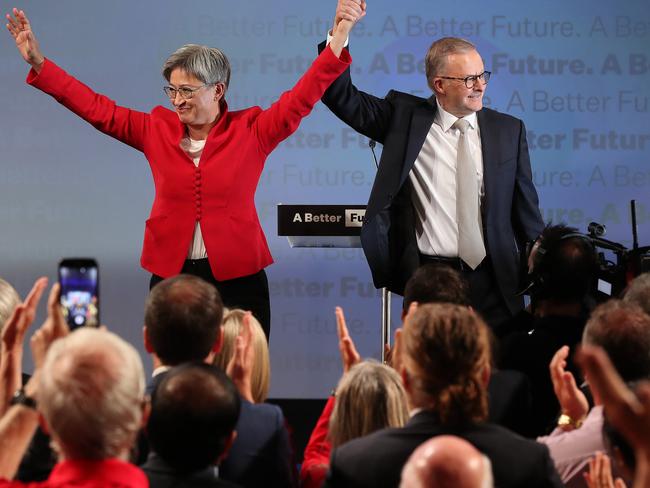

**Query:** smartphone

left=58, top=258, right=99, bottom=329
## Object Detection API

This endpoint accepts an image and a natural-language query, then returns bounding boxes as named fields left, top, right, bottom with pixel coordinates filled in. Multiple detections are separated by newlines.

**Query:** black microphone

left=368, top=140, right=379, bottom=169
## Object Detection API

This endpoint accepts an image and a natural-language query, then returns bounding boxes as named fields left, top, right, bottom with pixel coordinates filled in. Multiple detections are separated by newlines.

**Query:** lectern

left=277, top=204, right=392, bottom=361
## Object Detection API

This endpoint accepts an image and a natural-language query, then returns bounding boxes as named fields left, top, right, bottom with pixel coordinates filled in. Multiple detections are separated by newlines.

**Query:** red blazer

left=300, top=396, right=335, bottom=488
left=27, top=47, right=351, bottom=280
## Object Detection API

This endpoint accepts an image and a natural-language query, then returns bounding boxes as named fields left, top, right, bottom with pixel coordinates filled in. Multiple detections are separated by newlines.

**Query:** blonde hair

left=213, top=309, right=270, bottom=403
left=0, top=277, right=20, bottom=330
left=403, top=304, right=490, bottom=425
left=329, top=361, right=409, bottom=448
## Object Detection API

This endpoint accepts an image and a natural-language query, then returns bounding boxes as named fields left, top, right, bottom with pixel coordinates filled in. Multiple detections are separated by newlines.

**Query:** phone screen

left=58, top=259, right=99, bottom=329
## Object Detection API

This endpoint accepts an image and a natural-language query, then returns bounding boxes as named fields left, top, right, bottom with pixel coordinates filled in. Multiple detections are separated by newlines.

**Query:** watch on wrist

left=10, top=388, right=37, bottom=410
left=557, top=413, right=584, bottom=430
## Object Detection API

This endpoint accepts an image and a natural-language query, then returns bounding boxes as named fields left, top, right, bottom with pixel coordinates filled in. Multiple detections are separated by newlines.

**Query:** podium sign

left=277, top=204, right=366, bottom=248
left=277, top=203, right=392, bottom=357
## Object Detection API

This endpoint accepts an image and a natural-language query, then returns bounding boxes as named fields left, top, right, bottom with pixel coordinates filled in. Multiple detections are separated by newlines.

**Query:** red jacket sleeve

left=300, top=396, right=336, bottom=488
left=253, top=45, right=352, bottom=155
left=26, top=59, right=149, bottom=152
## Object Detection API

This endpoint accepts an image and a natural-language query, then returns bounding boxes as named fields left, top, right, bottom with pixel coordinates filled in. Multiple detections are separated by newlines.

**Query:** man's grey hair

left=39, top=328, right=145, bottom=460
left=623, top=272, right=650, bottom=317
left=0, top=277, right=20, bottom=331
left=425, top=37, right=477, bottom=92
left=162, top=44, right=231, bottom=91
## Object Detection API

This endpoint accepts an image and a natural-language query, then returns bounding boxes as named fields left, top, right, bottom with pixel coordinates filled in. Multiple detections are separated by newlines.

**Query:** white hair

left=39, top=328, right=145, bottom=460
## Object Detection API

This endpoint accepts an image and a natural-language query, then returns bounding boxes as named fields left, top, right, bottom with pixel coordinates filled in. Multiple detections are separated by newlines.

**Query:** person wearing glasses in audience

left=5, top=7, right=361, bottom=340
left=321, top=0, right=544, bottom=328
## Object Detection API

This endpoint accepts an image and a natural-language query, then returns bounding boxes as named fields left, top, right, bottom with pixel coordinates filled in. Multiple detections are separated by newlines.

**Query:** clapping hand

left=335, top=306, right=360, bottom=374
left=0, top=277, right=48, bottom=415
left=6, top=8, right=44, bottom=71
left=550, top=345, right=589, bottom=429
left=227, top=312, right=255, bottom=403
left=577, top=346, right=650, bottom=488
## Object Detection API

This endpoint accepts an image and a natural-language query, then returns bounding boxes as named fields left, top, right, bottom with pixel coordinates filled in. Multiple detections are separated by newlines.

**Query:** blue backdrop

left=1, top=0, right=648, bottom=397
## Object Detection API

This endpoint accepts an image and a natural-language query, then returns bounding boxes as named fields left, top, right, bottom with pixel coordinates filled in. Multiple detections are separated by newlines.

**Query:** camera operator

left=497, top=224, right=599, bottom=437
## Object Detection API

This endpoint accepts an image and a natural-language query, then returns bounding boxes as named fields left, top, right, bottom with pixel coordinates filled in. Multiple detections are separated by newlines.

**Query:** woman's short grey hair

left=163, top=44, right=231, bottom=90
left=39, top=328, right=145, bottom=460
left=0, top=277, right=20, bottom=332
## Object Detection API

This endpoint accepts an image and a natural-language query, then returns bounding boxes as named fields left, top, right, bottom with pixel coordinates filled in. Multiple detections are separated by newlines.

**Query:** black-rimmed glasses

left=163, top=83, right=214, bottom=100
left=437, top=71, right=491, bottom=89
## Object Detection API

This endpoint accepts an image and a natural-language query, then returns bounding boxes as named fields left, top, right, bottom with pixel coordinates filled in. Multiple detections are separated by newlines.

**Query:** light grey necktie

left=453, top=118, right=486, bottom=269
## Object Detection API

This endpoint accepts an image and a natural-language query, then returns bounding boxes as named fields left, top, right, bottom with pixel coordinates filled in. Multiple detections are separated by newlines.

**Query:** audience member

left=300, top=307, right=409, bottom=488
left=0, top=318, right=148, bottom=487
left=323, top=303, right=563, bottom=488
left=623, top=272, right=650, bottom=317
left=576, top=345, right=650, bottom=488
left=143, top=274, right=296, bottom=488
left=142, top=362, right=242, bottom=488
left=537, top=300, right=650, bottom=486
left=213, top=309, right=270, bottom=403
left=397, top=263, right=534, bottom=437
left=499, top=224, right=598, bottom=435
left=399, top=435, right=493, bottom=488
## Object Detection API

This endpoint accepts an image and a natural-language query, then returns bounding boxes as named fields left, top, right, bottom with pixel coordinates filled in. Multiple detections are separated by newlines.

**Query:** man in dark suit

left=323, top=303, right=563, bottom=488
left=142, top=275, right=296, bottom=488
left=321, top=1, right=544, bottom=326
left=142, top=362, right=242, bottom=488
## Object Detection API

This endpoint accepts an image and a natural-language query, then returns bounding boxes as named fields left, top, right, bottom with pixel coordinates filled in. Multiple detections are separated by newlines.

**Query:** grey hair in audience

left=162, top=44, right=231, bottom=90
left=39, top=328, right=145, bottom=460
left=623, top=272, right=650, bottom=317
left=0, top=277, right=20, bottom=330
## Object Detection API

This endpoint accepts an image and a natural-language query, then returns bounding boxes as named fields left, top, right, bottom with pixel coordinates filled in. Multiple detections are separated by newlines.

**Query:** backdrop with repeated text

left=1, top=0, right=648, bottom=397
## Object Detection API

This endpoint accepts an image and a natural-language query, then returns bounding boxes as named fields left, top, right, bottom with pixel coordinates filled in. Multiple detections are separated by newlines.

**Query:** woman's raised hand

left=6, top=8, right=44, bottom=71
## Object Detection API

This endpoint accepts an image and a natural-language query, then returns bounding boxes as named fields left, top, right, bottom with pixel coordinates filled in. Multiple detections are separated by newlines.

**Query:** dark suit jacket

left=220, top=399, right=297, bottom=488
left=144, top=374, right=295, bottom=488
left=141, top=453, right=242, bottom=488
left=323, top=410, right=563, bottom=488
left=319, top=43, right=544, bottom=312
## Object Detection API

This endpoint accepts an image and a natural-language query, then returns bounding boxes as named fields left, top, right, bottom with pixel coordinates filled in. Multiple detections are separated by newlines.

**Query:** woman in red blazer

left=6, top=5, right=365, bottom=338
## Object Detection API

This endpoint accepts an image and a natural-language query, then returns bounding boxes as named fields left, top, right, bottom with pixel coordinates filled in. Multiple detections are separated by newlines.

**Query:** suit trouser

left=150, top=258, right=271, bottom=341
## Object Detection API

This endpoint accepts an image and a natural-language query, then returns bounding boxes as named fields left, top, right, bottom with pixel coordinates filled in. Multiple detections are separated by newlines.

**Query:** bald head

left=400, top=436, right=493, bottom=488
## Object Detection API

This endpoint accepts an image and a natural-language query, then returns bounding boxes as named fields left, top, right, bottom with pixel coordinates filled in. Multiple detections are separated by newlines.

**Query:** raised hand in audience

left=388, top=302, right=417, bottom=373
left=584, top=452, right=627, bottom=488
left=335, top=306, right=360, bottom=373
left=0, top=277, right=47, bottom=415
left=30, top=283, right=68, bottom=370
left=577, top=345, right=650, bottom=488
left=550, top=345, right=589, bottom=430
left=227, top=311, right=255, bottom=402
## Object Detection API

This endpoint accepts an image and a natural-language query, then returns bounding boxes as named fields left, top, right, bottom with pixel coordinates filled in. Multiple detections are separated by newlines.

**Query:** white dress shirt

left=409, top=100, right=484, bottom=257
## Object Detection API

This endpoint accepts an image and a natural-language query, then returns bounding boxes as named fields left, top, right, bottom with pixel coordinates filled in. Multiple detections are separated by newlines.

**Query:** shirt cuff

left=326, top=29, right=349, bottom=48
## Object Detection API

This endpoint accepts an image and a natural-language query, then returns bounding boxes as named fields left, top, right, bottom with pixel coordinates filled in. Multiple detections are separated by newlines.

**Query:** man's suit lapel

left=398, top=98, right=437, bottom=188
left=477, top=109, right=496, bottom=217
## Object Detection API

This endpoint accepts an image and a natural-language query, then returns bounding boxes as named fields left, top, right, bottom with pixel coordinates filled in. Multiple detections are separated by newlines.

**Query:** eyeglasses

left=437, top=71, right=491, bottom=89
left=163, top=83, right=214, bottom=100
